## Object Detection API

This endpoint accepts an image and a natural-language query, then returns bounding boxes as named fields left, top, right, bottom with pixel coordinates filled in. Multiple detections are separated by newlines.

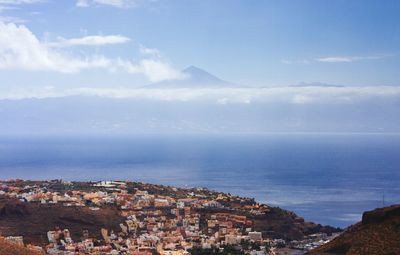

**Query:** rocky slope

left=0, top=197, right=124, bottom=246
left=0, top=237, right=43, bottom=255
left=308, top=204, right=400, bottom=255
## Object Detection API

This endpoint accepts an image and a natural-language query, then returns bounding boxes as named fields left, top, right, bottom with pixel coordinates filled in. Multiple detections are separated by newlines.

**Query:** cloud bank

left=2, top=86, right=400, bottom=105
left=1, top=86, right=399, bottom=134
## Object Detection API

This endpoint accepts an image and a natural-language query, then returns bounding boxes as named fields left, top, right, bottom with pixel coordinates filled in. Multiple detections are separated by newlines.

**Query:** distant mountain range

left=147, top=66, right=239, bottom=88
left=148, top=66, right=346, bottom=89
left=0, top=66, right=399, bottom=135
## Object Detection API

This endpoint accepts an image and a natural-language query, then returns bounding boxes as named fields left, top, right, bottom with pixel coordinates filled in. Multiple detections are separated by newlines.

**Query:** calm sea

left=0, top=133, right=399, bottom=228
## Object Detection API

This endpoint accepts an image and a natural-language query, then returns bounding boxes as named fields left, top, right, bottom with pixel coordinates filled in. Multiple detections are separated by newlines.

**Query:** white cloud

left=139, top=59, right=187, bottom=82
left=139, top=45, right=160, bottom=57
left=282, top=55, right=389, bottom=65
left=316, top=55, right=388, bottom=63
left=0, top=22, right=111, bottom=72
left=51, top=35, right=131, bottom=47
left=76, top=0, right=142, bottom=8
left=316, top=56, right=355, bottom=63
left=76, top=0, right=89, bottom=7
left=0, top=22, right=185, bottom=81
left=117, top=58, right=188, bottom=82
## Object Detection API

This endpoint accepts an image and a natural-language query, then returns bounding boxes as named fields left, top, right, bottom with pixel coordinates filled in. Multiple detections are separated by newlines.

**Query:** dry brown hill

left=308, top=204, right=400, bottom=255
left=0, top=237, right=43, bottom=255
left=0, top=196, right=124, bottom=247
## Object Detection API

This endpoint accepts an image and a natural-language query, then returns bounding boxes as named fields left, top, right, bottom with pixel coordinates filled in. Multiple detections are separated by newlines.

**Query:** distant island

left=0, top=179, right=340, bottom=255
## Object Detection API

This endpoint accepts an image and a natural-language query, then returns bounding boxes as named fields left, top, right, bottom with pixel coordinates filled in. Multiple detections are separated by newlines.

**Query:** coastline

left=0, top=179, right=341, bottom=254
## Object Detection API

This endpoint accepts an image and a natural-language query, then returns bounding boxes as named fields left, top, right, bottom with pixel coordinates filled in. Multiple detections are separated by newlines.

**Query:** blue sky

left=0, top=0, right=399, bottom=89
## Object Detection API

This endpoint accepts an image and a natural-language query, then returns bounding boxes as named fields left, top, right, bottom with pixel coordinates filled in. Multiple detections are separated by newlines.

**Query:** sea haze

left=0, top=133, right=399, bottom=228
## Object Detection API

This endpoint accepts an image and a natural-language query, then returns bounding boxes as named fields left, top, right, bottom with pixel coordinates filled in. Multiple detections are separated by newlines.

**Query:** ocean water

left=0, top=133, right=399, bottom=228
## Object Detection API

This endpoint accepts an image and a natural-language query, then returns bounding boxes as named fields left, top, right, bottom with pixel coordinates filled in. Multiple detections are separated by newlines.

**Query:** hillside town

left=0, top=180, right=339, bottom=255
